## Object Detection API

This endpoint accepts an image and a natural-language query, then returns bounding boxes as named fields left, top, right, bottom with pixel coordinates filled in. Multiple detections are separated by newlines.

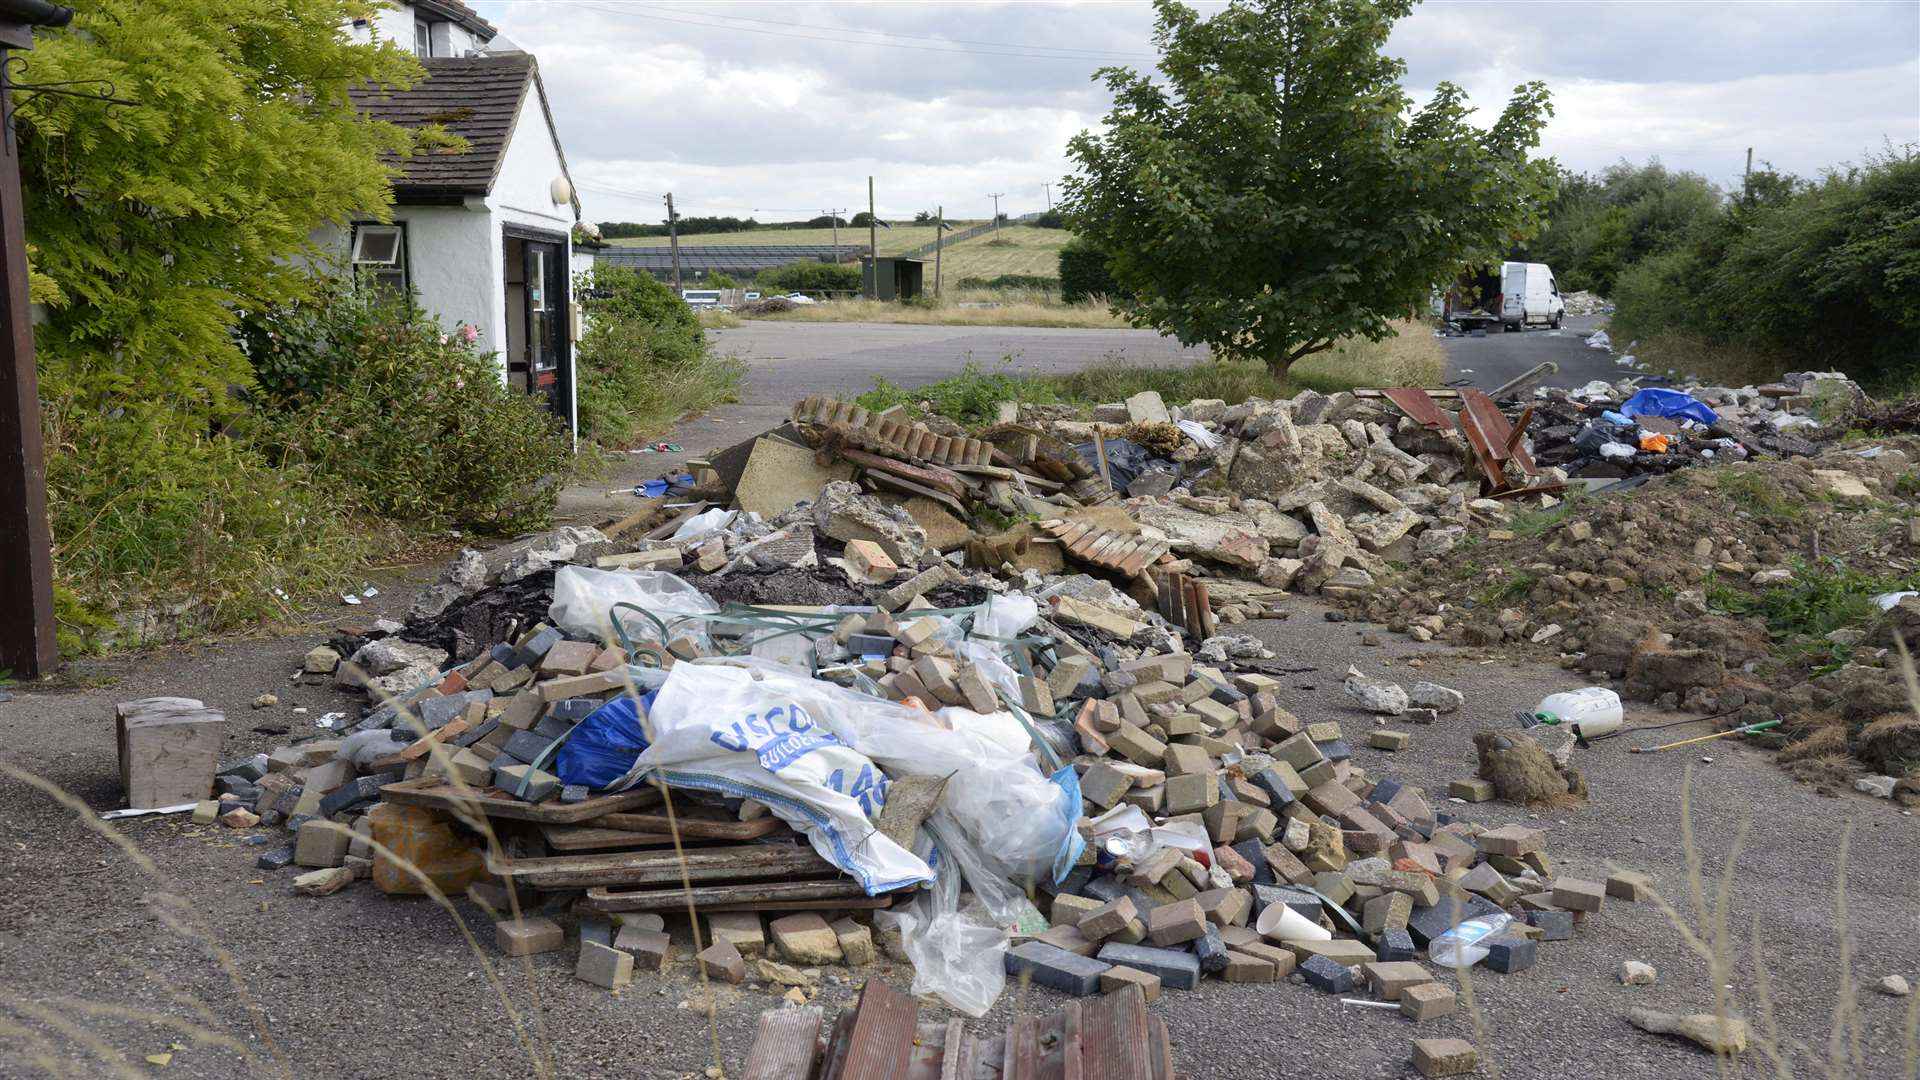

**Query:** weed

left=1508, top=487, right=1588, bottom=538
left=1479, top=572, right=1539, bottom=607
left=853, top=357, right=1060, bottom=427
left=1707, top=560, right=1916, bottom=645
left=1717, top=470, right=1803, bottom=520
left=1896, top=470, right=1920, bottom=500
left=695, top=308, right=741, bottom=330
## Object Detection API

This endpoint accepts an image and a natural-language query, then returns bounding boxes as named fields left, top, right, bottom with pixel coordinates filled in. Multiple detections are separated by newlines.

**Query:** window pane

left=353, top=227, right=401, bottom=265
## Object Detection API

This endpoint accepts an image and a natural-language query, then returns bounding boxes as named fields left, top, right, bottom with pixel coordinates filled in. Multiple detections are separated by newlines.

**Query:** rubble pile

left=131, top=401, right=1658, bottom=1026
left=1560, top=291, right=1610, bottom=316
left=1357, top=433, right=1920, bottom=797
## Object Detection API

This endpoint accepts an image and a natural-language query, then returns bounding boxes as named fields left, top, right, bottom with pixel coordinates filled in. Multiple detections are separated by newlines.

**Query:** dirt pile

left=1352, top=437, right=1920, bottom=796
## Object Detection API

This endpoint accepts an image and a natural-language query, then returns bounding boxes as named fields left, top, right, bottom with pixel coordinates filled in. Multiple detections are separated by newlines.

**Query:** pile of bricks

left=991, top=641, right=1650, bottom=1057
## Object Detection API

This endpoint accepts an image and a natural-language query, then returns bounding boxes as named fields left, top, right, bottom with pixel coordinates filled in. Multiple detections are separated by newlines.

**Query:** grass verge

left=848, top=321, right=1445, bottom=426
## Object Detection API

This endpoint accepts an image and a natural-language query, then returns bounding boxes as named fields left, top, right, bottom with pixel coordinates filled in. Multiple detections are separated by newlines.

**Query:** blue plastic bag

left=554, top=694, right=653, bottom=789
left=1621, top=388, right=1717, bottom=426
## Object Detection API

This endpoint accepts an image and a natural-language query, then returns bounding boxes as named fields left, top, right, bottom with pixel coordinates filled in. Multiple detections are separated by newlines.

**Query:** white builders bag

left=627, top=660, right=932, bottom=894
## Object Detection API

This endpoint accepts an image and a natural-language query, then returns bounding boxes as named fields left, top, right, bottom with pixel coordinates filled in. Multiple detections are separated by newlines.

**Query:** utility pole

left=1742, top=147, right=1753, bottom=205
left=664, top=192, right=683, bottom=293
left=988, top=192, right=1004, bottom=232
left=866, top=175, right=877, bottom=300
left=0, top=0, right=71, bottom=680
left=1043, top=182, right=1052, bottom=210
left=824, top=208, right=847, bottom=263
left=934, top=204, right=943, bottom=299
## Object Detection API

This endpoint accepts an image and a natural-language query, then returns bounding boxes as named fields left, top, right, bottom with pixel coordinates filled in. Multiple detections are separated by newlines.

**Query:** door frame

left=502, top=222, right=573, bottom=433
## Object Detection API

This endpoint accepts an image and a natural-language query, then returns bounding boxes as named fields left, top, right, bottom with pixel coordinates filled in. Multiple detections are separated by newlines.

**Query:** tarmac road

left=1439, top=315, right=1625, bottom=394
left=2, top=583, right=1915, bottom=1079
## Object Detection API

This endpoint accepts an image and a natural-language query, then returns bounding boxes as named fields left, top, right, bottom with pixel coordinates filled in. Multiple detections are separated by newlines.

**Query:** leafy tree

left=851, top=211, right=877, bottom=227
left=1062, top=0, right=1554, bottom=375
left=1059, top=239, right=1121, bottom=302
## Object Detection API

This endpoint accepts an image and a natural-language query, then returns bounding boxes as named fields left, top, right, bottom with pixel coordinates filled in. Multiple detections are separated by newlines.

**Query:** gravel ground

left=2, top=580, right=1916, bottom=1079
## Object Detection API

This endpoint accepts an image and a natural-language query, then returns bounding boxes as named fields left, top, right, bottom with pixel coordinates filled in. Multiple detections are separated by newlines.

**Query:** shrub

left=955, top=274, right=1060, bottom=291
left=574, top=265, right=744, bottom=447
left=1029, top=210, right=1068, bottom=229
left=1059, top=239, right=1121, bottom=303
left=757, top=260, right=864, bottom=293
left=271, top=296, right=576, bottom=534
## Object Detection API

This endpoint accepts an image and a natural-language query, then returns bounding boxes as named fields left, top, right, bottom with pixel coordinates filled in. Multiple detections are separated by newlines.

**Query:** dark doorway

left=503, top=227, right=572, bottom=430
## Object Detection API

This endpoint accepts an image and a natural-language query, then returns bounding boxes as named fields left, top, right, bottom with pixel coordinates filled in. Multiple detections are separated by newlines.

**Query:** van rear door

left=1502, top=263, right=1527, bottom=322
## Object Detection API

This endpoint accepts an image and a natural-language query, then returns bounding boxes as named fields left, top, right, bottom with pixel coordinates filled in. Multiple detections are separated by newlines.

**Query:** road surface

left=1439, top=315, right=1623, bottom=393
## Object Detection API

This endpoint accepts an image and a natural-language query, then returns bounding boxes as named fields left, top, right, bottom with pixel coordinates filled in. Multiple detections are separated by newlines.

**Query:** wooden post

left=0, top=16, right=62, bottom=678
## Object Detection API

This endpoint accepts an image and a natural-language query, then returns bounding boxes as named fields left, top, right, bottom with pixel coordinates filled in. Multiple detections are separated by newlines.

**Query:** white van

left=1500, top=261, right=1565, bottom=331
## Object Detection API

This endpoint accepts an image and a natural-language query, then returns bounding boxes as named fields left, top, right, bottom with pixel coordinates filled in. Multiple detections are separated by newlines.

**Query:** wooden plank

left=540, top=824, right=685, bottom=852
left=643, top=500, right=711, bottom=541
left=378, top=776, right=658, bottom=824
left=834, top=979, right=917, bottom=1080
left=839, top=447, right=970, bottom=500
left=1378, top=387, right=1454, bottom=430
left=0, top=63, right=57, bottom=678
left=1002, top=1013, right=1039, bottom=1080
left=699, top=895, right=895, bottom=914
left=1079, top=983, right=1152, bottom=1080
left=578, top=878, right=878, bottom=912
left=487, top=844, right=835, bottom=888
left=598, top=811, right=786, bottom=840
left=1034, top=1001, right=1080, bottom=1080
left=742, top=1005, right=825, bottom=1080
left=863, top=471, right=972, bottom=520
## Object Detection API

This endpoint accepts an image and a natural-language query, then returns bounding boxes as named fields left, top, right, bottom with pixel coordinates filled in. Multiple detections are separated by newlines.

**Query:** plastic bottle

left=1520, top=687, right=1624, bottom=743
left=1429, top=914, right=1512, bottom=968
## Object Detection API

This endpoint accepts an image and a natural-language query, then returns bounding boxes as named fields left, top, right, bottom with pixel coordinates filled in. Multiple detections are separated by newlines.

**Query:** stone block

left=1484, top=935, right=1536, bottom=974
left=1298, top=953, right=1355, bottom=993
left=1222, top=951, right=1276, bottom=983
left=1364, top=960, right=1434, bottom=1002
left=1164, top=772, right=1219, bottom=815
left=1370, top=730, right=1411, bottom=751
left=1475, top=825, right=1545, bottom=857
left=1447, top=778, right=1495, bottom=802
left=577, top=940, right=634, bottom=990
left=613, top=927, right=671, bottom=972
left=1005, top=940, right=1109, bottom=996
left=1400, top=982, right=1458, bottom=1022
left=1606, top=870, right=1654, bottom=901
left=1094, top=942, right=1201, bottom=991
left=1550, top=877, right=1605, bottom=913
left=708, top=911, right=764, bottom=957
left=1412, top=1037, right=1478, bottom=1077
left=1363, top=891, right=1413, bottom=934
left=1148, top=899, right=1207, bottom=946
left=1406, top=895, right=1503, bottom=947
left=294, top=820, right=350, bottom=868
left=496, top=917, right=564, bottom=956
left=769, top=912, right=843, bottom=965
left=1050, top=893, right=1104, bottom=928
left=1080, top=896, right=1138, bottom=940
left=1100, top=965, right=1161, bottom=1002
left=1377, top=928, right=1416, bottom=963
left=697, top=939, right=746, bottom=984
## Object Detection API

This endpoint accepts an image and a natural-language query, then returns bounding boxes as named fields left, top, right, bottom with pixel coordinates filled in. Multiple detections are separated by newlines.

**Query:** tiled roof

left=350, top=54, right=532, bottom=199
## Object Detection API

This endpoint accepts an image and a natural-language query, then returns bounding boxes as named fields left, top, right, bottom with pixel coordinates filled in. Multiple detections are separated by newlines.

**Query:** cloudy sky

left=468, top=0, right=1920, bottom=226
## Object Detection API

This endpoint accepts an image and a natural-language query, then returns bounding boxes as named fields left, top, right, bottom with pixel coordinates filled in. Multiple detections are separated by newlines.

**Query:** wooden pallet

left=378, top=777, right=659, bottom=824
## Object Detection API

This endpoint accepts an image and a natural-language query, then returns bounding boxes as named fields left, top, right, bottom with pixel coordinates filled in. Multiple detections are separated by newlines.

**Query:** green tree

left=1062, top=0, right=1554, bottom=375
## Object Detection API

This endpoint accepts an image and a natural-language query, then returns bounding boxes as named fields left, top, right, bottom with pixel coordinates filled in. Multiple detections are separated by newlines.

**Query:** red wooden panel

left=1079, top=983, right=1152, bottom=1080
left=832, top=979, right=918, bottom=1080
left=741, top=1005, right=824, bottom=1080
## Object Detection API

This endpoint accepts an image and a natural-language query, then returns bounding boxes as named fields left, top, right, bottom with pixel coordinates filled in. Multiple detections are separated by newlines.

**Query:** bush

left=955, top=274, right=1060, bottom=291
left=271, top=294, right=576, bottom=533
left=1059, top=239, right=1121, bottom=303
left=574, top=265, right=744, bottom=447
left=1029, top=210, right=1068, bottom=229
left=757, top=260, right=864, bottom=293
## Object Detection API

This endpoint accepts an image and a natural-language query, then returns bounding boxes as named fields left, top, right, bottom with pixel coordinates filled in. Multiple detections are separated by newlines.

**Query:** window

left=351, top=223, right=408, bottom=296
left=414, top=18, right=431, bottom=57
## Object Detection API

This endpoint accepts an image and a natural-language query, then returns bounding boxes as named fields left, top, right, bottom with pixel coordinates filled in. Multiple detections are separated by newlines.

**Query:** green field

left=609, top=223, right=977, bottom=256
left=931, top=226, right=1069, bottom=283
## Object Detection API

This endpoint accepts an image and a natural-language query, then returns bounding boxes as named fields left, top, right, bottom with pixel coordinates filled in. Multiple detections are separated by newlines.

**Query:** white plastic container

left=1525, top=687, right=1624, bottom=741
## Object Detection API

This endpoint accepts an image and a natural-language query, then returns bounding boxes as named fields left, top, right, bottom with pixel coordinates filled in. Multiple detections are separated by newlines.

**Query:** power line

left=567, top=2, right=1148, bottom=62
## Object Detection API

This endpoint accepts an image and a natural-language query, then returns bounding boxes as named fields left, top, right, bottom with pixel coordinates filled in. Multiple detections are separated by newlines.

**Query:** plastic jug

left=1519, top=687, right=1623, bottom=745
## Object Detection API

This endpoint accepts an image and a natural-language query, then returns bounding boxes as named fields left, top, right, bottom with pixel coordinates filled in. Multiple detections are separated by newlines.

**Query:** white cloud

left=470, top=0, right=1920, bottom=224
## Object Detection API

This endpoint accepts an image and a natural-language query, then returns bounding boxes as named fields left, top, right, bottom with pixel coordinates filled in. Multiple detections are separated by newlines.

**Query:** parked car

left=1499, top=261, right=1564, bottom=331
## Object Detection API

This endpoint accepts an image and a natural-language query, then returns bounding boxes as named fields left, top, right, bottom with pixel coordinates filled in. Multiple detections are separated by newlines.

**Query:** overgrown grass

left=1622, top=329, right=1794, bottom=388
left=847, top=321, right=1445, bottom=425
left=695, top=309, right=741, bottom=330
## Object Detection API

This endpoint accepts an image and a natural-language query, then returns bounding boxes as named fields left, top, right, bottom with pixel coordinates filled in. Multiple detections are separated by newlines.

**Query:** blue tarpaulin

left=1621, top=388, right=1718, bottom=426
